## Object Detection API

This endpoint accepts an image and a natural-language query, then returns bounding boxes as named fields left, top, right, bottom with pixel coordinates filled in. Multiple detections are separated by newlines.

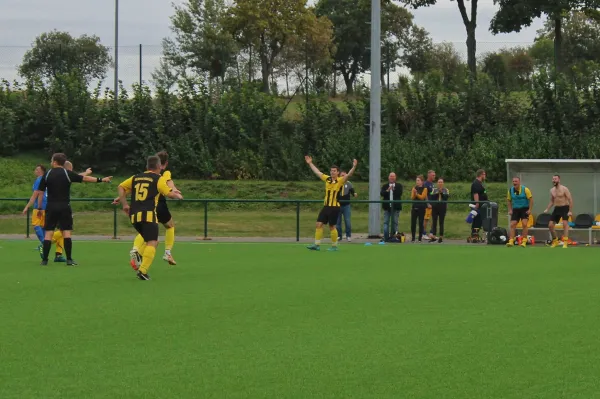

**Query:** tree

left=225, top=0, right=319, bottom=93
left=490, top=0, right=600, bottom=73
left=481, top=47, right=534, bottom=90
left=401, top=25, right=434, bottom=77
left=316, top=0, right=424, bottom=94
left=19, top=30, right=111, bottom=82
left=402, top=0, right=479, bottom=78
left=536, top=11, right=600, bottom=69
left=157, top=0, right=238, bottom=90
left=428, top=42, right=467, bottom=91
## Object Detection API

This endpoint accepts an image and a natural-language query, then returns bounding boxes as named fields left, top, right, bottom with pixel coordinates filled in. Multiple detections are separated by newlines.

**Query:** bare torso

left=551, top=185, right=571, bottom=207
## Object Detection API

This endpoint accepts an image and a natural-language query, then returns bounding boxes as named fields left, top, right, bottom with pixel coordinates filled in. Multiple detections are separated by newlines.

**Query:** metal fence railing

left=0, top=198, right=493, bottom=241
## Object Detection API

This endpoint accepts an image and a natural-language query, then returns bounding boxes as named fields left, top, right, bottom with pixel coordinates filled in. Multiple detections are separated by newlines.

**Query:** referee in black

left=36, top=153, right=112, bottom=265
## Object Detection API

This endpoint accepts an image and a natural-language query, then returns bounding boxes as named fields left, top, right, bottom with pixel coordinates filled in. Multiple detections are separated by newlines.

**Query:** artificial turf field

left=1, top=241, right=600, bottom=399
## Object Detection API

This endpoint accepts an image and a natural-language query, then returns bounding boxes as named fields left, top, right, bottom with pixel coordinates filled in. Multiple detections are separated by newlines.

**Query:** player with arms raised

left=117, top=155, right=183, bottom=280
left=543, top=174, right=574, bottom=248
left=305, top=156, right=358, bottom=252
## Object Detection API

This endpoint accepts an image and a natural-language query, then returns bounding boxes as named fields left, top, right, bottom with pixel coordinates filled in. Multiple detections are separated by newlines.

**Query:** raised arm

left=81, top=175, right=112, bottom=183
left=79, top=168, right=93, bottom=177
left=341, top=159, right=358, bottom=182
left=506, top=190, right=513, bottom=214
left=304, top=156, right=323, bottom=178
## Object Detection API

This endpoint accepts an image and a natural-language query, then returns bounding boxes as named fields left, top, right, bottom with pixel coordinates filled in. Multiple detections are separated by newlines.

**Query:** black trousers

left=471, top=213, right=483, bottom=234
left=411, top=207, right=425, bottom=240
left=431, top=206, right=447, bottom=236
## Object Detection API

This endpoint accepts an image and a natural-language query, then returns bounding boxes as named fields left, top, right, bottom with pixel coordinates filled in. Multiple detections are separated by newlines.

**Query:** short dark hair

left=147, top=155, right=161, bottom=170
left=52, top=153, right=67, bottom=166
left=476, top=169, right=486, bottom=178
left=157, top=151, right=169, bottom=165
left=36, top=164, right=46, bottom=173
left=553, top=174, right=560, bottom=178
left=330, top=165, right=339, bottom=172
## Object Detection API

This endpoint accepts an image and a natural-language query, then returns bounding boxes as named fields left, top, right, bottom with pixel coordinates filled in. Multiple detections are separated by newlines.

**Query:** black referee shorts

left=132, top=222, right=159, bottom=242
left=45, top=205, right=73, bottom=231
left=156, top=202, right=172, bottom=224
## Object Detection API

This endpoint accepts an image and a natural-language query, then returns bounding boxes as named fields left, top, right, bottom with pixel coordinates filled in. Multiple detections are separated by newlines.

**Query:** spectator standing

left=429, top=178, right=449, bottom=243
left=380, top=172, right=403, bottom=241
left=411, top=175, right=428, bottom=242
left=423, top=170, right=436, bottom=239
left=336, top=170, right=357, bottom=242
left=470, top=169, right=488, bottom=238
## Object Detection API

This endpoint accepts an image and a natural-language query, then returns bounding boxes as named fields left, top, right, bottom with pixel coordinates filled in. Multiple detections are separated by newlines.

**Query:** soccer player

left=305, top=156, right=358, bottom=251
left=423, top=170, right=436, bottom=240
left=126, top=151, right=180, bottom=268
left=117, top=155, right=183, bottom=280
left=36, top=153, right=112, bottom=266
left=22, top=164, right=47, bottom=250
left=543, top=175, right=573, bottom=248
left=506, top=177, right=533, bottom=248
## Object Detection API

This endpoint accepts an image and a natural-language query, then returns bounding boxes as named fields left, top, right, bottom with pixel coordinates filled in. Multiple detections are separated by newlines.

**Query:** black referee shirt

left=38, top=167, right=84, bottom=206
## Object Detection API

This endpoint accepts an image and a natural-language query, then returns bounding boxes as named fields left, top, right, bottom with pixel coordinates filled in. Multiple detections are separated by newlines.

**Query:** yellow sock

left=315, top=227, right=324, bottom=245
left=139, top=243, right=147, bottom=255
left=330, top=228, right=339, bottom=246
left=139, top=246, right=156, bottom=274
left=133, top=234, right=145, bottom=252
left=53, top=230, right=64, bottom=255
left=165, top=226, right=175, bottom=253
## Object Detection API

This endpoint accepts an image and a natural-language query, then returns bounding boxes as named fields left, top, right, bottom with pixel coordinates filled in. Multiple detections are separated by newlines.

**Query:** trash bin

left=481, top=202, right=498, bottom=233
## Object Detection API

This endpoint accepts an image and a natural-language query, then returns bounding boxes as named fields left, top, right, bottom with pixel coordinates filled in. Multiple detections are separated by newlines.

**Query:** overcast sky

left=0, top=0, right=544, bottom=88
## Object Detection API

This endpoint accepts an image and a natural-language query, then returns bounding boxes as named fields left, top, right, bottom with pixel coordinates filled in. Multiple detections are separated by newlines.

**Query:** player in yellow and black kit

left=117, top=155, right=183, bottom=280
left=305, top=156, right=358, bottom=251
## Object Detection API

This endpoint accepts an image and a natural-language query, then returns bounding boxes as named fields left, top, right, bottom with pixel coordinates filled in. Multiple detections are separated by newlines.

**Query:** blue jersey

left=32, top=176, right=47, bottom=210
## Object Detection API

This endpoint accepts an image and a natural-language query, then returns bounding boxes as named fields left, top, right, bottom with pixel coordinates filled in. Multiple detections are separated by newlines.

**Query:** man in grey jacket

left=336, top=171, right=357, bottom=242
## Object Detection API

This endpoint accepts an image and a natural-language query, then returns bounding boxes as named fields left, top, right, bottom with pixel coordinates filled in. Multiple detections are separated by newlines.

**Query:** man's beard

left=553, top=182, right=559, bottom=186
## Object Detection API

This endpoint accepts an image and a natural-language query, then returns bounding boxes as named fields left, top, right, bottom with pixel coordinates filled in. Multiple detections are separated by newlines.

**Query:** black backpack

left=574, top=213, right=594, bottom=228
left=488, top=227, right=508, bottom=245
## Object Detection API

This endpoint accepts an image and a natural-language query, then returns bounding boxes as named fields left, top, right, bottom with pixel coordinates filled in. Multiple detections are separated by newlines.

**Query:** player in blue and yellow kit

left=305, top=156, right=358, bottom=251
left=23, top=164, right=48, bottom=252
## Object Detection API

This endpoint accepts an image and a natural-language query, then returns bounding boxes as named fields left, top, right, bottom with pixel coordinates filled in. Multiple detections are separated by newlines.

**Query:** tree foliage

left=19, top=30, right=111, bottom=83
left=402, top=0, right=479, bottom=78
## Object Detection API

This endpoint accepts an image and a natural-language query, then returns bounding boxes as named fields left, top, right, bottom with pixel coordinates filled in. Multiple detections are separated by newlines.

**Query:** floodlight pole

left=368, top=0, right=382, bottom=237
left=114, top=0, right=119, bottom=101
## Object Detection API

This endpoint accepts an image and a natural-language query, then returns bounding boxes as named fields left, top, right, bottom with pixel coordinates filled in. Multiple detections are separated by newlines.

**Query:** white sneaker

left=129, top=249, right=141, bottom=270
left=347, top=237, right=352, bottom=242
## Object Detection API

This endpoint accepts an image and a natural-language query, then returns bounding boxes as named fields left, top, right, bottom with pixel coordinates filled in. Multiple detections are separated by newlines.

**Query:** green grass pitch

left=1, top=241, right=600, bottom=398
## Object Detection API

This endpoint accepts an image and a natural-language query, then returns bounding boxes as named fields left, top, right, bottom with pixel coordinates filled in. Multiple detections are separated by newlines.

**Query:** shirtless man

left=543, top=175, right=574, bottom=248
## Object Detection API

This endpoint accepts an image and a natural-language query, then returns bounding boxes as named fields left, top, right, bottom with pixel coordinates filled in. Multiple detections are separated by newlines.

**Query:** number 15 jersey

left=118, top=171, right=172, bottom=223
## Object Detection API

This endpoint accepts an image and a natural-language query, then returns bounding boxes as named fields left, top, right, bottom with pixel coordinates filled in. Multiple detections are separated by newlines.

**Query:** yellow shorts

left=32, top=210, right=45, bottom=227
left=425, top=208, right=432, bottom=220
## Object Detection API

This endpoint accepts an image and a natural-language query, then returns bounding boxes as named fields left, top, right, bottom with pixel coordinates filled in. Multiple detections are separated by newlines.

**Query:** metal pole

left=296, top=202, right=300, bottom=242
left=368, top=0, right=381, bottom=238
left=114, top=0, right=119, bottom=100
left=204, top=201, right=208, bottom=238
left=113, top=206, right=118, bottom=239
left=139, top=44, right=142, bottom=87
left=26, top=208, right=30, bottom=238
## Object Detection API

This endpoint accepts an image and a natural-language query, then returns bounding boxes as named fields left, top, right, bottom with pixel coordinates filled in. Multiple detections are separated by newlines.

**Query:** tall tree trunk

left=457, top=0, right=478, bottom=79
left=261, top=59, right=270, bottom=93
left=554, top=16, right=562, bottom=73
left=332, top=69, right=337, bottom=97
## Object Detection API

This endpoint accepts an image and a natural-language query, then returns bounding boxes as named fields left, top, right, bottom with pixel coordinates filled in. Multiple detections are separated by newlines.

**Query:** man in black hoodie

left=380, top=172, right=403, bottom=241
